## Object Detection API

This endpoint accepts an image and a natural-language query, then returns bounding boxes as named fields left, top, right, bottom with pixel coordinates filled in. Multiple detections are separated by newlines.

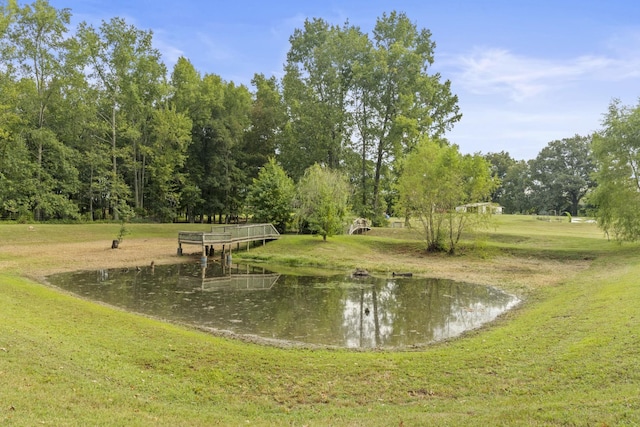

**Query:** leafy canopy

left=397, top=138, right=496, bottom=253
left=247, top=158, right=295, bottom=233
left=591, top=99, right=640, bottom=241
left=296, top=163, right=351, bottom=241
left=530, top=135, right=595, bottom=216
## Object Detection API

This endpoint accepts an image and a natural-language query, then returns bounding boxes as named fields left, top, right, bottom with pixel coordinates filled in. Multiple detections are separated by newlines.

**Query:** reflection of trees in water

left=342, top=281, right=397, bottom=348
left=50, top=266, right=519, bottom=348
left=249, top=275, right=348, bottom=343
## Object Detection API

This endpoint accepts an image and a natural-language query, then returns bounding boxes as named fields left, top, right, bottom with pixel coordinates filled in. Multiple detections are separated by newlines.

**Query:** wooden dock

left=177, top=223, right=280, bottom=258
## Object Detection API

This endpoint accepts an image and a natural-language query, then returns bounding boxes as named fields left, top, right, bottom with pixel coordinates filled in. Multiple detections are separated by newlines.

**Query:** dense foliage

left=295, top=164, right=350, bottom=241
left=485, top=136, right=596, bottom=216
left=246, top=158, right=295, bottom=233
left=0, top=2, right=460, bottom=224
left=397, top=138, right=496, bottom=253
left=591, top=99, right=640, bottom=241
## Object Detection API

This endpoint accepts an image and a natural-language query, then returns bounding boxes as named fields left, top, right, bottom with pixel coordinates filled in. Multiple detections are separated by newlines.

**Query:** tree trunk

left=133, top=138, right=140, bottom=210
left=89, top=164, right=95, bottom=221
left=111, top=104, right=119, bottom=221
left=372, top=286, right=380, bottom=346
left=371, top=100, right=394, bottom=216
left=361, top=115, right=368, bottom=209
left=372, top=135, right=385, bottom=214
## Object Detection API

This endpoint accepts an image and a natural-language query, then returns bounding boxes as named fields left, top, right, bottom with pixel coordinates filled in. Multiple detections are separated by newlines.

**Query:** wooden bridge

left=178, top=223, right=280, bottom=258
left=348, top=218, right=371, bottom=235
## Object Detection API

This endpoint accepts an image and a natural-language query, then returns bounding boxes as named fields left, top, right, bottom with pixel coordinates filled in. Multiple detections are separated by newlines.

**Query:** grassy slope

left=1, top=217, right=639, bottom=426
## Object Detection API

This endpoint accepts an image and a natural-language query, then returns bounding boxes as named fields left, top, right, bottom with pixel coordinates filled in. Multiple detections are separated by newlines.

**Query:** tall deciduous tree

left=529, top=135, right=595, bottom=216
left=361, top=12, right=461, bottom=222
left=281, top=12, right=461, bottom=225
left=591, top=99, right=640, bottom=241
left=0, top=3, right=27, bottom=218
left=485, top=151, right=517, bottom=204
left=397, top=138, right=495, bottom=254
left=242, top=73, right=288, bottom=179
left=169, top=57, right=203, bottom=222
left=282, top=19, right=365, bottom=180
left=296, top=163, right=351, bottom=241
left=77, top=17, right=165, bottom=219
left=59, top=33, right=110, bottom=220
left=0, top=69, right=36, bottom=219
left=171, top=57, right=252, bottom=223
left=219, top=81, right=252, bottom=222
left=144, top=106, right=192, bottom=221
left=184, top=73, right=227, bottom=222
left=8, top=0, right=80, bottom=220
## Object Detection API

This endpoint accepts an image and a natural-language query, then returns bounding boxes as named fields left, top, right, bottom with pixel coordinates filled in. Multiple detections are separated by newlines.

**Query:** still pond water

left=47, top=262, right=519, bottom=349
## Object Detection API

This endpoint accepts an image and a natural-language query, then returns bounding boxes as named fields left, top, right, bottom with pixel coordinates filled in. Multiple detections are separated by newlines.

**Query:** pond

left=47, top=262, right=520, bottom=349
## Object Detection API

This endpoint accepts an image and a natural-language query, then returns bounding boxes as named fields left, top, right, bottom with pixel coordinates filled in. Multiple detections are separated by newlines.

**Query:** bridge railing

left=348, top=218, right=371, bottom=235
left=178, top=231, right=232, bottom=244
left=211, top=223, right=280, bottom=242
left=178, top=223, right=280, bottom=253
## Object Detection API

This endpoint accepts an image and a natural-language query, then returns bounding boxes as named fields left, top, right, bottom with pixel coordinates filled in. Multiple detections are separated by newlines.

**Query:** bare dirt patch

left=420, top=255, right=589, bottom=292
left=1, top=237, right=201, bottom=282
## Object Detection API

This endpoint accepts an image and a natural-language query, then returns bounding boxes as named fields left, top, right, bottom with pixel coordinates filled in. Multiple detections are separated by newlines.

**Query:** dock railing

left=178, top=223, right=280, bottom=256
left=213, top=223, right=280, bottom=243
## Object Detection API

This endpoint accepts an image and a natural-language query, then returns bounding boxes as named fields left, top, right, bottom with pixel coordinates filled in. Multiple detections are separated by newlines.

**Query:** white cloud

left=450, top=49, right=583, bottom=101
left=444, top=44, right=640, bottom=103
left=436, top=32, right=640, bottom=159
left=151, top=31, right=185, bottom=69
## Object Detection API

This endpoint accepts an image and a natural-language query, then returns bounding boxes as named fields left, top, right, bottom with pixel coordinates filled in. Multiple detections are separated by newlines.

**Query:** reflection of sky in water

left=430, top=299, right=521, bottom=343
left=341, top=279, right=519, bottom=348
left=48, top=263, right=520, bottom=349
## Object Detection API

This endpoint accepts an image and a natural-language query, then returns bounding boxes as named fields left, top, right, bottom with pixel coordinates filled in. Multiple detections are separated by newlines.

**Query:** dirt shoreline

left=2, top=234, right=591, bottom=297
left=3, top=237, right=199, bottom=282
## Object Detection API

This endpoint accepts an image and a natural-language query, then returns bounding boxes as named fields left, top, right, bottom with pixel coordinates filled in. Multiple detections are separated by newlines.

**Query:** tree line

left=2, top=1, right=640, bottom=248
left=1, top=1, right=461, bottom=224
left=484, top=134, right=595, bottom=217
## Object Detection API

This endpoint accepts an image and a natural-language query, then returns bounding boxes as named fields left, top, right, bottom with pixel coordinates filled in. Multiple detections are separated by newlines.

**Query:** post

left=200, top=245, right=207, bottom=268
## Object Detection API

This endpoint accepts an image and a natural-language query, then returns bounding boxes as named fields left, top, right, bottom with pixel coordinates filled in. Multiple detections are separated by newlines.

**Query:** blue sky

left=45, top=0, right=640, bottom=160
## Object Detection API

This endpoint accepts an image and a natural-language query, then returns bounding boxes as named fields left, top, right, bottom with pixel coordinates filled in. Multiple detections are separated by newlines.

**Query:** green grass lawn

left=1, top=216, right=639, bottom=426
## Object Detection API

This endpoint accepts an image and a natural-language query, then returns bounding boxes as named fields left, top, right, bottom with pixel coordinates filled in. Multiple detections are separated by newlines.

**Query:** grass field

left=1, top=216, right=639, bottom=426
